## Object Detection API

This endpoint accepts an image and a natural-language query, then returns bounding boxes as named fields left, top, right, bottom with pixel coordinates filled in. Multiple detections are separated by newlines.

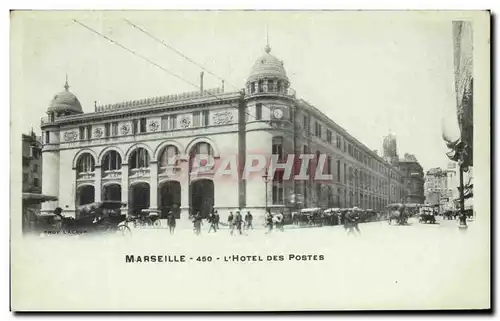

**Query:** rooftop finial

left=64, top=74, right=69, bottom=91
left=265, top=25, right=271, bottom=53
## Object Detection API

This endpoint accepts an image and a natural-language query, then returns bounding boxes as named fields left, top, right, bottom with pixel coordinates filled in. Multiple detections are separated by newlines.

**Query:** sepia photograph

left=10, top=10, right=490, bottom=311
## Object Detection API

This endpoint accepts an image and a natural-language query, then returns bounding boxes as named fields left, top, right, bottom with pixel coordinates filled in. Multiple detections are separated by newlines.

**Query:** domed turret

left=246, top=43, right=290, bottom=96
left=47, top=77, right=83, bottom=115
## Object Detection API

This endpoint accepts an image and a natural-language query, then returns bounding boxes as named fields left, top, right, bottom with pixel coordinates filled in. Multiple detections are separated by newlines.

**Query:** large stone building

left=40, top=43, right=404, bottom=221
left=382, top=133, right=425, bottom=204
left=22, top=131, right=42, bottom=194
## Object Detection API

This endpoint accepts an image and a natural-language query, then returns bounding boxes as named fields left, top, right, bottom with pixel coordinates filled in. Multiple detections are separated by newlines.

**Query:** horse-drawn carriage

left=57, top=201, right=131, bottom=236
left=386, top=203, right=409, bottom=225
left=130, top=209, right=162, bottom=228
left=293, top=208, right=324, bottom=226
left=323, top=208, right=341, bottom=226
left=418, top=206, right=437, bottom=224
left=22, top=193, right=59, bottom=234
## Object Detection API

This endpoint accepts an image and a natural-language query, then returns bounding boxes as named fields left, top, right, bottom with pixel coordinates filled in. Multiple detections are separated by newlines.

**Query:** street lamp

left=262, top=168, right=271, bottom=213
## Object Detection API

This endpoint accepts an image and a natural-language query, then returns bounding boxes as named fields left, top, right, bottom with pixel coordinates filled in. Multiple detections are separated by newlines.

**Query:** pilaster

left=149, top=161, right=158, bottom=210
left=94, top=166, right=102, bottom=203
left=121, top=163, right=129, bottom=215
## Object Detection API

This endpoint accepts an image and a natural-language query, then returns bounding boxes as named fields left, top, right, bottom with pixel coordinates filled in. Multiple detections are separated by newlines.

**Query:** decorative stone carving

left=179, top=116, right=191, bottom=128
left=212, top=111, right=234, bottom=125
left=148, top=121, right=159, bottom=132
left=121, top=124, right=131, bottom=135
left=93, top=127, right=103, bottom=138
left=63, top=131, right=78, bottom=142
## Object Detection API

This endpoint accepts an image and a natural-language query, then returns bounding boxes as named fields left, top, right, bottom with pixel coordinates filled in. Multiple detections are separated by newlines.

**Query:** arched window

left=268, top=80, right=275, bottom=92
left=191, top=142, right=214, bottom=157
left=102, top=150, right=122, bottom=171
left=129, top=148, right=150, bottom=169
left=159, top=145, right=180, bottom=167
left=77, top=153, right=95, bottom=174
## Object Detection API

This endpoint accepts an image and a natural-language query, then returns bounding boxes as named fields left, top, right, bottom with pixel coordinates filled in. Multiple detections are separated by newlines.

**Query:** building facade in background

left=40, top=43, right=405, bottom=220
left=382, top=133, right=425, bottom=204
left=22, top=132, right=43, bottom=194
left=424, top=165, right=459, bottom=211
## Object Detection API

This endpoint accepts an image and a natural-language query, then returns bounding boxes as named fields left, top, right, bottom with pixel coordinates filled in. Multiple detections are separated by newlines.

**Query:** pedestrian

left=167, top=210, right=176, bottom=235
left=214, top=210, right=220, bottom=229
left=235, top=210, right=243, bottom=235
left=265, top=209, right=273, bottom=234
left=345, top=208, right=361, bottom=236
left=244, top=211, right=253, bottom=230
left=193, top=211, right=202, bottom=236
left=275, top=210, right=284, bottom=232
left=208, top=212, right=217, bottom=233
left=228, top=211, right=234, bottom=234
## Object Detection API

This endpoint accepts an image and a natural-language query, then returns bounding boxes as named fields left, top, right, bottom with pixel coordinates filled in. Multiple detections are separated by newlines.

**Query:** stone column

left=94, top=166, right=102, bottom=203
left=121, top=163, right=129, bottom=215
left=149, top=161, right=158, bottom=211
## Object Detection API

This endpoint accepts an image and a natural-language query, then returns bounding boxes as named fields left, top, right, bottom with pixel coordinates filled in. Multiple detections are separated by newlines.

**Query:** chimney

left=222, top=80, right=225, bottom=93
left=200, top=72, right=204, bottom=93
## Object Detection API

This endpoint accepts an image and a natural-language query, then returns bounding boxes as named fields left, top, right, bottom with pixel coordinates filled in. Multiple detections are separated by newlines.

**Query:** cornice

left=48, top=92, right=241, bottom=127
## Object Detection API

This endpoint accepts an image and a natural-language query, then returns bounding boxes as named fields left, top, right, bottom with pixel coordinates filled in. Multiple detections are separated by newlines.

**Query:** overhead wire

left=73, top=19, right=258, bottom=121
left=122, top=18, right=284, bottom=118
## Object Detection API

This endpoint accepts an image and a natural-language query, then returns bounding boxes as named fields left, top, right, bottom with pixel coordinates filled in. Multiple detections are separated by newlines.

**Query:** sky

left=12, top=11, right=462, bottom=171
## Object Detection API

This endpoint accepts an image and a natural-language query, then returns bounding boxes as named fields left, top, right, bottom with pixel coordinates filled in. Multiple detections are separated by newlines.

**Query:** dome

left=48, top=80, right=82, bottom=114
left=247, top=45, right=289, bottom=84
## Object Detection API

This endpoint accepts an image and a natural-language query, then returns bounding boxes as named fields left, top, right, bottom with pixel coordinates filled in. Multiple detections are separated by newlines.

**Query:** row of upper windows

left=45, top=111, right=213, bottom=144
left=300, top=113, right=396, bottom=178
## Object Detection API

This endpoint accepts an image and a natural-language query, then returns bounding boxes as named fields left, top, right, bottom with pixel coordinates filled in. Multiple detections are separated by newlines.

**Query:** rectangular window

left=33, top=164, right=38, bottom=173
left=202, top=110, right=209, bottom=127
left=256, top=103, right=262, bottom=120
left=79, top=127, right=85, bottom=140
left=326, top=130, right=332, bottom=143
left=193, top=111, right=201, bottom=127
left=343, top=163, right=346, bottom=184
left=132, top=120, right=138, bottom=134
left=105, top=123, right=111, bottom=137
left=327, top=156, right=332, bottom=175
left=272, top=137, right=284, bottom=160
left=337, top=160, right=341, bottom=182
left=23, top=173, right=28, bottom=183
left=112, top=122, right=118, bottom=136
left=140, top=118, right=147, bottom=133
left=161, top=116, right=169, bottom=131
left=170, top=115, right=177, bottom=130
left=272, top=171, right=284, bottom=205
left=33, top=177, right=39, bottom=187
left=86, top=126, right=92, bottom=140
left=45, top=131, right=50, bottom=144
left=268, top=80, right=274, bottom=92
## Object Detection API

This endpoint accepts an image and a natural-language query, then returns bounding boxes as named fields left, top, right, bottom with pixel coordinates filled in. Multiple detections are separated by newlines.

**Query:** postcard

left=10, top=10, right=490, bottom=311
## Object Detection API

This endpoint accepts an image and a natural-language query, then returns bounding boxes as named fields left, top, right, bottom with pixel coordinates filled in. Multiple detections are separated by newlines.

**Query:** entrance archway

left=129, top=182, right=150, bottom=215
left=103, top=183, right=121, bottom=202
left=190, top=179, right=214, bottom=218
left=159, top=181, right=181, bottom=218
left=76, top=185, right=95, bottom=206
